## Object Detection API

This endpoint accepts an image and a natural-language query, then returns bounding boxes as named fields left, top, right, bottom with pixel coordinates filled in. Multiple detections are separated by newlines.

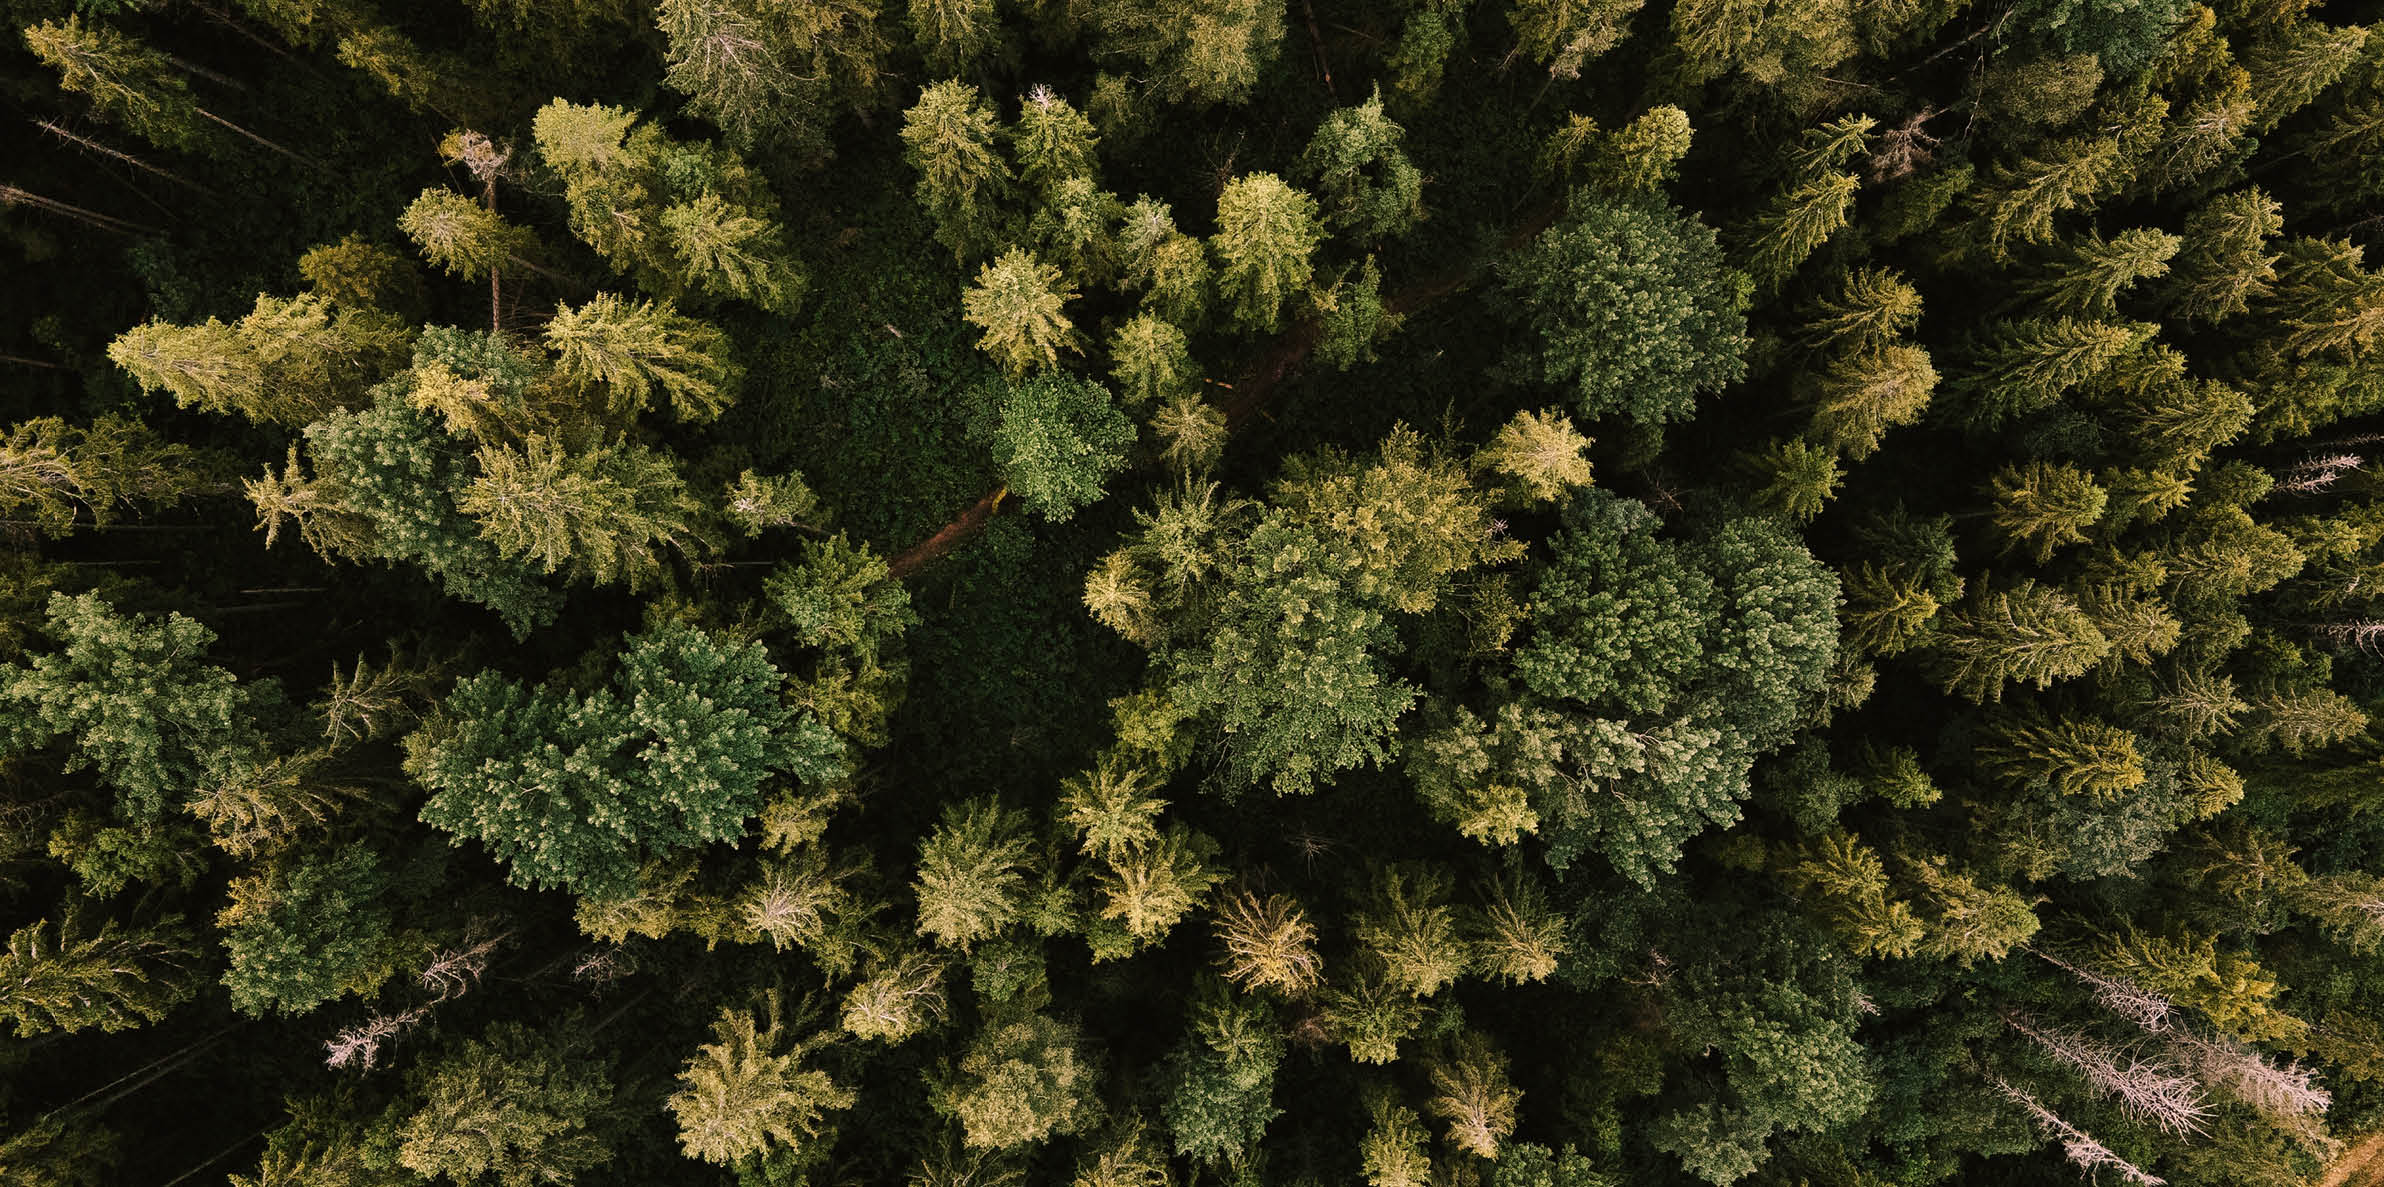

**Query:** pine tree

left=1427, top=1035, right=1521, bottom=1159
left=1510, top=0, right=1642, bottom=79
left=1500, top=196, right=1750, bottom=427
left=545, top=294, right=738, bottom=422
left=0, top=918, right=191, bottom=1036
left=399, top=189, right=539, bottom=282
left=901, top=80, right=1016, bottom=261
left=839, top=948, right=947, bottom=1041
left=1210, top=173, right=1323, bottom=333
left=668, top=995, right=853, bottom=1166
left=1987, top=461, right=2106, bottom=561
left=1212, top=890, right=1323, bottom=995
left=2024, top=227, right=2182, bottom=318
left=0, top=415, right=206, bottom=537
left=658, top=0, right=885, bottom=158
left=2170, top=188, right=2283, bottom=323
left=1586, top=105, right=1694, bottom=194
left=1739, top=171, right=1858, bottom=292
left=533, top=100, right=805, bottom=312
left=218, top=843, right=402, bottom=1017
left=946, top=1012, right=1097, bottom=1148
left=24, top=18, right=210, bottom=153
left=459, top=434, right=705, bottom=590
left=406, top=624, right=828, bottom=897
left=1117, top=198, right=1214, bottom=325
left=1926, top=579, right=2112, bottom=702
left=395, top=1023, right=613, bottom=1187
left=1298, top=90, right=1425, bottom=241
left=1094, top=823, right=1221, bottom=947
left=913, top=798, right=1031, bottom=951
left=963, top=248, right=1081, bottom=374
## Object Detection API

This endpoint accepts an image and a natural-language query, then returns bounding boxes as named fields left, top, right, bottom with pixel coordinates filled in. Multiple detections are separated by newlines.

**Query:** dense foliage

left=4, top=1, right=2384, bottom=1185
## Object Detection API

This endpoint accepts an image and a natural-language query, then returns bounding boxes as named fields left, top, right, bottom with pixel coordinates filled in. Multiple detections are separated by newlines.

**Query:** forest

left=4, top=0, right=2384, bottom=1183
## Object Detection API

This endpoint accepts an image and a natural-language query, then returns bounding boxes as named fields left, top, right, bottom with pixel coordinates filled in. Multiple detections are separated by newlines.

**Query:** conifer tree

left=218, top=843, right=403, bottom=1016
left=1114, top=198, right=1213, bottom=325
left=1971, top=135, right=2126, bottom=257
left=1210, top=173, right=1323, bottom=333
left=1473, top=408, right=1594, bottom=505
left=1500, top=196, right=1749, bottom=427
left=1212, top=891, right=1322, bottom=995
left=1297, top=90, right=1425, bottom=242
left=1354, top=863, right=1466, bottom=997
left=394, top=1023, right=612, bottom=1187
left=1088, top=0, right=1285, bottom=104
left=1926, top=580, right=2112, bottom=702
left=544, top=294, right=739, bottom=422
left=1954, top=318, right=2152, bottom=428
left=406, top=624, right=831, bottom=897
left=911, top=0, right=999, bottom=72
left=2025, top=227, right=2182, bottom=318
left=1740, top=171, right=1858, bottom=293
left=963, top=249, right=1081, bottom=374
left=1108, top=314, right=1194, bottom=406
left=399, top=189, right=539, bottom=283
left=24, top=18, right=209, bottom=153
left=1987, top=461, right=2107, bottom=561
left=1012, top=85, right=1100, bottom=194
left=0, top=918, right=191, bottom=1036
left=1510, top=0, right=1642, bottom=79
left=2170, top=188, right=2283, bottom=324
left=459, top=434, right=705, bottom=591
left=2245, top=20, right=2368, bottom=130
left=901, top=80, right=1016, bottom=261
left=0, top=415, right=206, bottom=537
left=913, top=798, right=1031, bottom=951
left=1159, top=985, right=1283, bottom=1163
left=1809, top=344, right=1937, bottom=460
left=1427, top=1035, right=1520, bottom=1159
left=0, top=593, right=267, bottom=822
left=668, top=995, right=853, bottom=1166
left=109, top=293, right=410, bottom=425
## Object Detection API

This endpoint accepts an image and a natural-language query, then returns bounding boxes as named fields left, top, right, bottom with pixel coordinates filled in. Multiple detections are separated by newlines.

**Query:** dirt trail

left=2321, top=1133, right=2384, bottom=1187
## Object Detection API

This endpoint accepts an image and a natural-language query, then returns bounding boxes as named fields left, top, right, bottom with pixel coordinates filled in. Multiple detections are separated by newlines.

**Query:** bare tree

left=1989, top=1075, right=2166, bottom=1186
left=2004, top=1012, right=2210, bottom=1136
left=2031, top=947, right=2175, bottom=1032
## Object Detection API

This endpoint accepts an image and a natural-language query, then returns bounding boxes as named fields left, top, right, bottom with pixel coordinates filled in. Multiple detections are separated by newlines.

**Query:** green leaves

left=1500, top=197, right=1750, bottom=428
left=407, top=624, right=833, bottom=897
left=983, top=372, right=1134, bottom=521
